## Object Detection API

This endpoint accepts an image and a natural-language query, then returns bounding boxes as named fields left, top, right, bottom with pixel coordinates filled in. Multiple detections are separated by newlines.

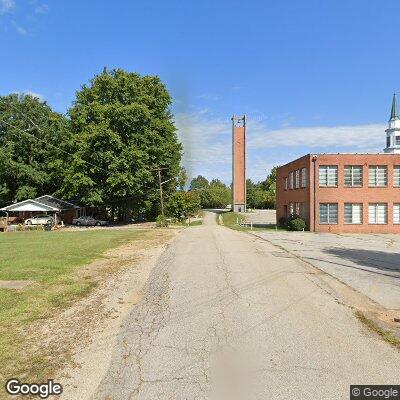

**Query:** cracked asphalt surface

left=93, top=212, right=400, bottom=400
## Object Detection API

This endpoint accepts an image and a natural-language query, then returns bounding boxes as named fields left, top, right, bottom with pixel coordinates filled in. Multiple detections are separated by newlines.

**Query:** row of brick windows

left=319, top=165, right=400, bottom=188
left=287, top=202, right=307, bottom=219
left=284, top=168, right=307, bottom=190
left=319, top=203, right=400, bottom=225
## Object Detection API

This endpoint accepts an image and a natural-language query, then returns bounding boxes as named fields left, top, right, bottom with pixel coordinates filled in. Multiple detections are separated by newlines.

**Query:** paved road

left=94, top=212, right=400, bottom=400
left=251, top=230, right=400, bottom=309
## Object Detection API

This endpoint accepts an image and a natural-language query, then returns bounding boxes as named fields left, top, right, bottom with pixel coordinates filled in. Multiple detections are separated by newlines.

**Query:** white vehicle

left=25, top=214, right=54, bottom=226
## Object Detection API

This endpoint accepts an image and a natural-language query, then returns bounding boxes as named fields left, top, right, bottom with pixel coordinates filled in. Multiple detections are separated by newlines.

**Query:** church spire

left=390, top=93, right=399, bottom=121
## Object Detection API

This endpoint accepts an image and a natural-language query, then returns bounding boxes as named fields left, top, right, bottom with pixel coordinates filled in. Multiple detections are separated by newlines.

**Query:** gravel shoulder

left=47, top=229, right=179, bottom=400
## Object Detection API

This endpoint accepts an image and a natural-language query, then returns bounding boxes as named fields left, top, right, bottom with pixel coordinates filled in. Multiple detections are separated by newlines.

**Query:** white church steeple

left=384, top=93, right=400, bottom=153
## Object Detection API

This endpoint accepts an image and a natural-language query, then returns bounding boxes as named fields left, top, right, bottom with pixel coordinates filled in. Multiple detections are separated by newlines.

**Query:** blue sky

left=1, top=0, right=399, bottom=183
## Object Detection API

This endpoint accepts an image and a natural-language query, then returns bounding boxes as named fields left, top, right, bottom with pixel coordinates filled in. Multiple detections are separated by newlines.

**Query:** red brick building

left=276, top=153, right=400, bottom=233
left=276, top=94, right=400, bottom=233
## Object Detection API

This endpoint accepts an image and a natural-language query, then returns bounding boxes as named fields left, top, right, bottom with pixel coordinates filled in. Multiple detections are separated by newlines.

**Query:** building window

left=394, top=204, right=400, bottom=224
left=394, top=166, right=400, bottom=187
left=289, top=202, right=294, bottom=216
left=301, top=168, right=307, bottom=188
left=344, top=203, right=363, bottom=224
left=284, top=177, right=288, bottom=190
left=344, top=165, right=363, bottom=187
left=319, top=166, right=338, bottom=187
left=396, top=136, right=400, bottom=146
left=368, top=203, right=387, bottom=224
left=387, top=136, right=391, bottom=147
left=319, top=203, right=338, bottom=224
left=368, top=166, right=387, bottom=187
left=295, top=202, right=300, bottom=216
left=299, top=202, right=307, bottom=219
left=289, top=172, right=294, bottom=189
left=295, top=170, right=300, bottom=189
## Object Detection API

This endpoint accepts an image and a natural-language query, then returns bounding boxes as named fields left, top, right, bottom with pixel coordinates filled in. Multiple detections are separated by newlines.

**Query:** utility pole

left=153, top=167, right=170, bottom=218
left=157, top=168, right=165, bottom=218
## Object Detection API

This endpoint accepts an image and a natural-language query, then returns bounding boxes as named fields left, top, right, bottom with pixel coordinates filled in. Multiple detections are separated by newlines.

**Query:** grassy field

left=220, top=211, right=283, bottom=232
left=0, top=228, right=148, bottom=387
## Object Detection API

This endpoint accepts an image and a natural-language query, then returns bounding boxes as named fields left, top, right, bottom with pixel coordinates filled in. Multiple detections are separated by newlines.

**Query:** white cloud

left=247, top=120, right=385, bottom=152
left=34, top=3, right=48, bottom=14
left=175, top=110, right=232, bottom=181
left=175, top=109, right=387, bottom=183
left=18, top=91, right=44, bottom=100
left=0, top=0, right=15, bottom=14
left=15, top=24, right=26, bottom=35
left=197, top=93, right=221, bottom=101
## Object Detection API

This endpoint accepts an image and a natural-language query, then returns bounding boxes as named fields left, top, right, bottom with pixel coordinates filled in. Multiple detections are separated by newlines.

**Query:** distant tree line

left=188, top=167, right=278, bottom=210
left=0, top=69, right=182, bottom=221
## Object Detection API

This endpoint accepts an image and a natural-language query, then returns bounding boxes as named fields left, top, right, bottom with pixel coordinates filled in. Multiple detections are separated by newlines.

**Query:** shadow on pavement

left=314, top=248, right=400, bottom=279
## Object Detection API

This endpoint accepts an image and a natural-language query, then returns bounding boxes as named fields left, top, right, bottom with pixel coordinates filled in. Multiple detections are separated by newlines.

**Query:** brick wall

left=276, top=154, right=311, bottom=227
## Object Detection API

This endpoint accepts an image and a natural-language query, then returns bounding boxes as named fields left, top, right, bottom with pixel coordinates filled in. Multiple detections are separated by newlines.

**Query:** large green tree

left=246, top=167, right=279, bottom=209
left=60, top=69, right=182, bottom=219
left=0, top=94, right=69, bottom=205
left=189, top=176, right=231, bottom=208
left=166, top=191, right=200, bottom=221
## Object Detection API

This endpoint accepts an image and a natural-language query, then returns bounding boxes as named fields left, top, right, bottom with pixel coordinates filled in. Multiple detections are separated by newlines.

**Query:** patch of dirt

left=16, top=228, right=179, bottom=400
left=0, top=280, right=34, bottom=289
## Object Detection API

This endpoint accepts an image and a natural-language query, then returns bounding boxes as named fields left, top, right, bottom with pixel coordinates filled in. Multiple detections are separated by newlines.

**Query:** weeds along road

left=93, top=212, right=400, bottom=400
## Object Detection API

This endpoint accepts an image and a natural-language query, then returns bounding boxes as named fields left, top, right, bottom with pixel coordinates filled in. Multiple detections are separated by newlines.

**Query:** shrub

left=288, top=217, right=306, bottom=231
left=156, top=215, right=168, bottom=227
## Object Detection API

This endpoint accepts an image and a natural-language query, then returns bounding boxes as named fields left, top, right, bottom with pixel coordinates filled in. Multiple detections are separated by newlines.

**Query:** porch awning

left=0, top=199, right=60, bottom=212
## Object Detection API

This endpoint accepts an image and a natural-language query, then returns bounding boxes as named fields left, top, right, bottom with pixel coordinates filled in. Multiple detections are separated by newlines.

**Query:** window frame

left=295, top=170, right=300, bottom=189
left=368, top=203, right=388, bottom=225
left=319, top=203, right=338, bottom=225
left=319, top=165, right=338, bottom=187
left=344, top=203, right=363, bottom=224
left=394, top=166, right=400, bottom=187
left=344, top=165, right=363, bottom=187
left=289, top=172, right=294, bottom=190
left=301, top=168, right=307, bottom=188
left=368, top=165, right=388, bottom=187
left=394, top=203, right=400, bottom=225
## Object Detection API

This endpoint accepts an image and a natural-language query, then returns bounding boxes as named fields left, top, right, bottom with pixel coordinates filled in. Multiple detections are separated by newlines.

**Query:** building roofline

left=35, top=195, right=80, bottom=209
left=0, top=199, right=60, bottom=212
left=277, top=152, right=400, bottom=170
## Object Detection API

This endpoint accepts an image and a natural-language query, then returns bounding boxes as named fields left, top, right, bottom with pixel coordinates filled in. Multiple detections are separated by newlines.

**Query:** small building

left=0, top=195, right=79, bottom=226
left=276, top=95, right=400, bottom=233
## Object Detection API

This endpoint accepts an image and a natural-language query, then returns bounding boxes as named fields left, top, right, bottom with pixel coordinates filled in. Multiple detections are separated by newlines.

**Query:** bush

left=156, top=215, right=168, bottom=227
left=166, top=191, right=201, bottom=221
left=288, top=217, right=306, bottom=231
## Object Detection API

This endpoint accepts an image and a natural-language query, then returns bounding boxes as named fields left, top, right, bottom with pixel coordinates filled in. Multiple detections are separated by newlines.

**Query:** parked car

left=25, top=215, right=54, bottom=226
left=72, top=216, right=108, bottom=227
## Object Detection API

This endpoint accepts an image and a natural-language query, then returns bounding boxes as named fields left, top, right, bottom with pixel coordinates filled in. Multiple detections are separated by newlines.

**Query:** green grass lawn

left=0, top=229, right=147, bottom=387
left=220, top=211, right=284, bottom=232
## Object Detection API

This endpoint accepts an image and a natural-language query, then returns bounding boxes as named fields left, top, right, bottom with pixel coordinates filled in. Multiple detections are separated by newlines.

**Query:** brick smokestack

left=232, top=115, right=246, bottom=212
